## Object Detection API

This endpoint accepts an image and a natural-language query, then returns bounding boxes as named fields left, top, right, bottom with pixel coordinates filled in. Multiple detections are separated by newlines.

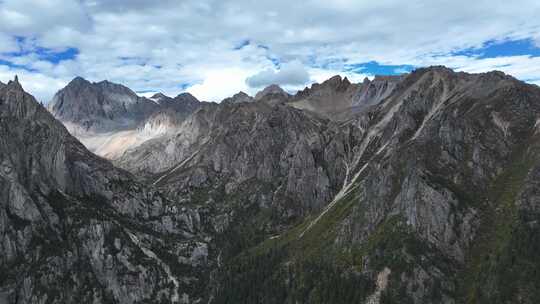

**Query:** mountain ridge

left=4, top=66, right=540, bottom=303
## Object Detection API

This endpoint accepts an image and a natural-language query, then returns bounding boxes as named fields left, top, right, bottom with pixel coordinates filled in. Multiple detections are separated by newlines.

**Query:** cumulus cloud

left=246, top=61, right=310, bottom=88
left=0, top=66, right=67, bottom=102
left=187, top=67, right=257, bottom=102
left=0, top=0, right=540, bottom=101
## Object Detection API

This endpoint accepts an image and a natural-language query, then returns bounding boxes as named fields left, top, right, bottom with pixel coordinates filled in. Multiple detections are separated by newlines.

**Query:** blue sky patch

left=0, top=36, right=79, bottom=71
left=346, top=61, right=415, bottom=76
left=0, top=59, right=37, bottom=72
left=36, top=47, right=79, bottom=64
left=452, top=38, right=540, bottom=58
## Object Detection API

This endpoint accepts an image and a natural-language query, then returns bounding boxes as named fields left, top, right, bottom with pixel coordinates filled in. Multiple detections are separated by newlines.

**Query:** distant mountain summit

left=48, top=77, right=203, bottom=133
left=221, top=91, right=254, bottom=104
left=48, top=77, right=159, bottom=132
left=149, top=92, right=169, bottom=102
left=254, top=84, right=290, bottom=101
left=290, top=74, right=404, bottom=119
left=48, top=77, right=202, bottom=158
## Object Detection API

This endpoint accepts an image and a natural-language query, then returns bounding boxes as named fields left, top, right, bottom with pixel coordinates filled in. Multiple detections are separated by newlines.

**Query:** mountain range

left=2, top=66, right=540, bottom=303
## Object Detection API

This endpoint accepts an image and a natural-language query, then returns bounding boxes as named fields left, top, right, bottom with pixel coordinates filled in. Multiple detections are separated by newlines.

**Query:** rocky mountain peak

left=151, top=92, right=169, bottom=100
left=221, top=91, right=254, bottom=104
left=321, top=75, right=352, bottom=91
left=48, top=77, right=159, bottom=133
left=69, top=75, right=90, bottom=85
left=6, top=75, right=23, bottom=91
left=234, top=91, right=250, bottom=98
left=254, top=84, right=289, bottom=100
left=174, top=92, right=198, bottom=102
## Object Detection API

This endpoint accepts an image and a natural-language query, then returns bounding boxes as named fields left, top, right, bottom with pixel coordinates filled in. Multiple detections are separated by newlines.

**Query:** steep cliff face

left=48, top=77, right=156, bottom=133
left=116, top=100, right=357, bottom=220
left=212, top=67, right=540, bottom=304
left=0, top=78, right=211, bottom=303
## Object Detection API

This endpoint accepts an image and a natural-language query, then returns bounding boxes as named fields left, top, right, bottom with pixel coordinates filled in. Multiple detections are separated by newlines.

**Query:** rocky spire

left=7, top=75, right=23, bottom=91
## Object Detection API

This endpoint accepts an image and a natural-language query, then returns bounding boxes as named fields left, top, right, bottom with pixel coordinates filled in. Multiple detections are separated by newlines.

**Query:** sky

left=1, top=1, right=540, bottom=103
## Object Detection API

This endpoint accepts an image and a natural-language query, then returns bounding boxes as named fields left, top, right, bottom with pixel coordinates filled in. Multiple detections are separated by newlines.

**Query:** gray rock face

left=138, top=93, right=203, bottom=134
left=254, top=84, right=290, bottom=104
left=116, top=100, right=354, bottom=220
left=48, top=79, right=202, bottom=158
left=48, top=77, right=159, bottom=132
left=152, top=92, right=201, bottom=116
left=207, top=67, right=540, bottom=303
left=354, top=75, right=404, bottom=107
left=0, top=78, right=211, bottom=303
left=221, top=91, right=254, bottom=104
left=244, top=67, right=540, bottom=303
left=48, top=78, right=202, bottom=134
left=290, top=74, right=403, bottom=120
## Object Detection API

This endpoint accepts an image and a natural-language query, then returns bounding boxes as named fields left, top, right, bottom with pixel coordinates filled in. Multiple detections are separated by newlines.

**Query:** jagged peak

left=254, top=84, right=288, bottom=100
left=68, top=76, right=91, bottom=86
left=173, top=92, right=200, bottom=105
left=221, top=91, right=254, bottom=104
left=95, top=79, right=124, bottom=88
left=410, top=65, right=457, bottom=77
left=233, top=91, right=251, bottom=98
left=263, top=84, right=285, bottom=92
left=327, top=75, right=342, bottom=81
left=175, top=92, right=197, bottom=99
left=7, top=75, right=23, bottom=91
left=151, top=92, right=169, bottom=100
left=316, top=74, right=352, bottom=92
left=401, top=66, right=513, bottom=88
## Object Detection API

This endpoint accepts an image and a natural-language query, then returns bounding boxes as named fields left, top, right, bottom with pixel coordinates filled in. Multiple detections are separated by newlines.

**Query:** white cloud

left=0, top=66, right=67, bottom=102
left=0, top=0, right=540, bottom=101
left=246, top=61, right=310, bottom=88
left=0, top=34, right=18, bottom=53
left=0, top=0, right=89, bottom=36
left=187, top=67, right=257, bottom=102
